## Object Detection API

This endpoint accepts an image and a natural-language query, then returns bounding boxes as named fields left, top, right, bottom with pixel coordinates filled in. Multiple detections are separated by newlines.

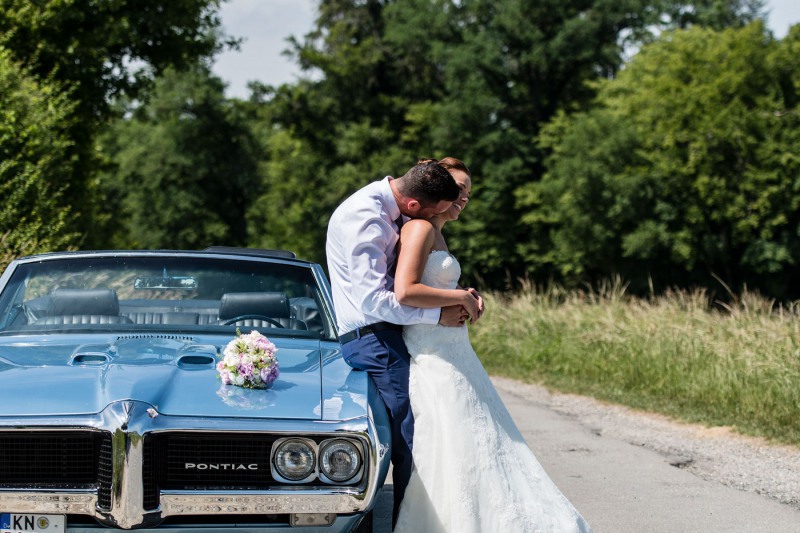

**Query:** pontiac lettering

left=185, top=463, right=259, bottom=471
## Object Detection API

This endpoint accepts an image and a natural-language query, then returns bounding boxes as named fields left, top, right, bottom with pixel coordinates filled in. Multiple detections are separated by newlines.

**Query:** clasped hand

left=439, top=288, right=485, bottom=326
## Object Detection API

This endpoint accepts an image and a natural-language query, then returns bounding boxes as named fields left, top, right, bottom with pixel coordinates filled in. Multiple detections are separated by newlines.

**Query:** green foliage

left=658, top=0, right=765, bottom=30
left=244, top=0, right=424, bottom=262
left=0, top=0, right=227, bottom=248
left=244, top=105, right=329, bottom=261
left=98, top=65, right=259, bottom=249
left=264, top=0, right=764, bottom=285
left=0, top=48, right=79, bottom=262
left=1, top=0, right=775, bottom=295
left=523, top=22, right=800, bottom=296
left=0, top=0, right=225, bottom=120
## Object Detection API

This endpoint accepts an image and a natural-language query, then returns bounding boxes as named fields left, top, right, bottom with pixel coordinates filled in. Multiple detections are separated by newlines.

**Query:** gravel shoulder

left=492, top=376, right=800, bottom=532
left=491, top=376, right=800, bottom=509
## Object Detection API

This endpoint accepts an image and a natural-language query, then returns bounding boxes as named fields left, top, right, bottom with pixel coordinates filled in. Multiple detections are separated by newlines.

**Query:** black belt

left=339, top=322, right=402, bottom=344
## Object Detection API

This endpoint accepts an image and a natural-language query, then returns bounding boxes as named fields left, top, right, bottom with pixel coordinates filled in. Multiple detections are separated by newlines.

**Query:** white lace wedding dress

left=394, top=251, right=592, bottom=533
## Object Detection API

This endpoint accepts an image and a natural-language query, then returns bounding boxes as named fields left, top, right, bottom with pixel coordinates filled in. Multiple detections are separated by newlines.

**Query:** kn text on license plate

left=0, top=514, right=64, bottom=533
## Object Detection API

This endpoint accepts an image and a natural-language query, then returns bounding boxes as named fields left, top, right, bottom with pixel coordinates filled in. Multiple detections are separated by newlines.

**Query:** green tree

left=244, top=80, right=416, bottom=262
left=0, top=48, right=79, bottom=265
left=0, top=0, right=228, bottom=247
left=244, top=0, right=424, bottom=262
left=259, top=0, right=764, bottom=283
left=0, top=0, right=225, bottom=120
left=385, top=0, right=765, bottom=284
left=99, top=65, right=259, bottom=249
left=521, top=22, right=800, bottom=297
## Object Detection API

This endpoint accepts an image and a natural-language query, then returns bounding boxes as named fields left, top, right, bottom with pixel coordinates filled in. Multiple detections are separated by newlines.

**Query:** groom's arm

left=348, top=218, right=440, bottom=326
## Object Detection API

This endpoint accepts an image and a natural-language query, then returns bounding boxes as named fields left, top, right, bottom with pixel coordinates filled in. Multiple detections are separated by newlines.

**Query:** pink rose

left=239, top=362, right=254, bottom=378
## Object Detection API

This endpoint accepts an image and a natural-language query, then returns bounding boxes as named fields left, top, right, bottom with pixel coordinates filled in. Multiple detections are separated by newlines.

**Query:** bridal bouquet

left=217, top=330, right=279, bottom=389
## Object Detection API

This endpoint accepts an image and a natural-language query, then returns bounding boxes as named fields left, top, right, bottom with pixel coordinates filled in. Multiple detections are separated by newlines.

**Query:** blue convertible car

left=0, top=248, right=390, bottom=532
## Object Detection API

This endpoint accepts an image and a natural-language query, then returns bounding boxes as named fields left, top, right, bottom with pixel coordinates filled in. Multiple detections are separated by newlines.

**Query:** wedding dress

left=394, top=250, right=592, bottom=533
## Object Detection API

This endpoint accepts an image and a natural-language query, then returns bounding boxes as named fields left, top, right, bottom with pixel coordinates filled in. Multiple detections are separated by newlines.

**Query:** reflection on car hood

left=0, top=334, right=360, bottom=421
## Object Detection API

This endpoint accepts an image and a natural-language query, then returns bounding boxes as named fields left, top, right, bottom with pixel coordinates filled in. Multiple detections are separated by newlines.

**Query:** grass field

left=470, top=280, right=800, bottom=447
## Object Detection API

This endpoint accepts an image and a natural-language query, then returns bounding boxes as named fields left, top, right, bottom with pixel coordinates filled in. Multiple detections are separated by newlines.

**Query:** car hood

left=0, top=335, right=353, bottom=420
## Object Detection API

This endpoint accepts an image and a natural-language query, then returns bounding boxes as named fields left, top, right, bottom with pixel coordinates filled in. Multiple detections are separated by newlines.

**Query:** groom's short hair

left=397, top=160, right=460, bottom=206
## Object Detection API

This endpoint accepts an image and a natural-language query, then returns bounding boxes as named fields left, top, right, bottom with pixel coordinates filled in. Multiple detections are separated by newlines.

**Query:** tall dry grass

left=470, top=279, right=800, bottom=446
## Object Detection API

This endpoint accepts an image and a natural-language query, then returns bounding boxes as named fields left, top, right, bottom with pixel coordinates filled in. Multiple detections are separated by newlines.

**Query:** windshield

left=0, top=255, right=334, bottom=339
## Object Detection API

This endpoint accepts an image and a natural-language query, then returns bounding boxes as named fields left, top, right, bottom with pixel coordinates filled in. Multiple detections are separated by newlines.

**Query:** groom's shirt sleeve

left=328, top=197, right=439, bottom=332
left=352, top=215, right=440, bottom=326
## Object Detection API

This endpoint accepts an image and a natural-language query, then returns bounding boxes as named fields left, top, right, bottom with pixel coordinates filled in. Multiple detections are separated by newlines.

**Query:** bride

left=392, top=158, right=592, bottom=532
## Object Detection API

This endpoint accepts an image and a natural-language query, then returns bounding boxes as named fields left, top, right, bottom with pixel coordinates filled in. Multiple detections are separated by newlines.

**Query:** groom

left=326, top=160, right=466, bottom=525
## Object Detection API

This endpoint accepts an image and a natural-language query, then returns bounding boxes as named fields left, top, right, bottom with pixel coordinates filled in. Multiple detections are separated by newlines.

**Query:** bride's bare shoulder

left=403, top=218, right=433, bottom=228
left=399, top=219, right=436, bottom=251
left=400, top=218, right=435, bottom=236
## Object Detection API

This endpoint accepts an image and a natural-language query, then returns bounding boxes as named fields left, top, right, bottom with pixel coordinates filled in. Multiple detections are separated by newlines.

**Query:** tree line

left=4, top=0, right=800, bottom=299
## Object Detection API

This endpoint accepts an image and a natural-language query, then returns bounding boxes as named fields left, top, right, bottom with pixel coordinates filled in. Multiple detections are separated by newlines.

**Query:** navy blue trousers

left=340, top=329, right=413, bottom=524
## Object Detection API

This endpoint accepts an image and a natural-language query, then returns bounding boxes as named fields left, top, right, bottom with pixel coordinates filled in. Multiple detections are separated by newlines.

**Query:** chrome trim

left=103, top=401, right=147, bottom=528
left=310, top=263, right=339, bottom=338
left=0, top=491, right=96, bottom=514
left=0, top=401, right=377, bottom=529
left=0, top=490, right=369, bottom=519
left=360, top=402, right=386, bottom=513
left=159, top=490, right=366, bottom=515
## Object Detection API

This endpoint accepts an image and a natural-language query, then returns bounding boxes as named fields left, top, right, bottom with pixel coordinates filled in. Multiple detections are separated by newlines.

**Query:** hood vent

left=116, top=334, right=195, bottom=342
left=70, top=353, right=110, bottom=366
left=176, top=354, right=216, bottom=368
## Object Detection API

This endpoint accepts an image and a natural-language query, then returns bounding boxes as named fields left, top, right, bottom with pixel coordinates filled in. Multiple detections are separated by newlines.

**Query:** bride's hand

left=466, top=288, right=485, bottom=321
left=460, top=290, right=481, bottom=323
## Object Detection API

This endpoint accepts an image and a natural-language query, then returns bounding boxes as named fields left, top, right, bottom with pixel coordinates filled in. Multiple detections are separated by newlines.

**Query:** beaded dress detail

left=395, top=250, right=592, bottom=533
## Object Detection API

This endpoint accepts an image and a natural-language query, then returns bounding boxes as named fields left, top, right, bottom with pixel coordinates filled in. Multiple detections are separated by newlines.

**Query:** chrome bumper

left=0, top=489, right=369, bottom=517
left=0, top=400, right=390, bottom=529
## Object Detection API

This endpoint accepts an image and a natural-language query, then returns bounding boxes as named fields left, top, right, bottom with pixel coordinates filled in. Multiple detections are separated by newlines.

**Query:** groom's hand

left=439, top=304, right=470, bottom=327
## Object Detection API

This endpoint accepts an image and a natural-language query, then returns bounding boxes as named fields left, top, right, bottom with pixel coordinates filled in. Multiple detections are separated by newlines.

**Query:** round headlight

left=319, top=439, right=362, bottom=483
left=273, top=439, right=316, bottom=481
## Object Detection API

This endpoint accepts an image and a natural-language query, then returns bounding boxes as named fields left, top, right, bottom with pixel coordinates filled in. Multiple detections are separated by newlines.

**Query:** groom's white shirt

left=326, top=177, right=440, bottom=335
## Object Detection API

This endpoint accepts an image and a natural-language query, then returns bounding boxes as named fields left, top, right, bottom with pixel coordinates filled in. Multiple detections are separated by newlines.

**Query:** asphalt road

left=369, top=377, right=800, bottom=533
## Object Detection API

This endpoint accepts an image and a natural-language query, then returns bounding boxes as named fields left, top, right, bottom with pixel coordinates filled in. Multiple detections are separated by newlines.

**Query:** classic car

left=0, top=248, right=390, bottom=532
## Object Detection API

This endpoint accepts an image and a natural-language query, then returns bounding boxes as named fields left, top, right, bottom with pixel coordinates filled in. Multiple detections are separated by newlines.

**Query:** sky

left=212, top=0, right=800, bottom=99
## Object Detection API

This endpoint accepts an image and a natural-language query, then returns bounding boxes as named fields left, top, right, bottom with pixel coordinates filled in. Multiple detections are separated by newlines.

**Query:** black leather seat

left=217, top=292, right=307, bottom=330
left=124, top=311, right=200, bottom=325
left=34, top=288, right=133, bottom=325
left=290, top=297, right=324, bottom=334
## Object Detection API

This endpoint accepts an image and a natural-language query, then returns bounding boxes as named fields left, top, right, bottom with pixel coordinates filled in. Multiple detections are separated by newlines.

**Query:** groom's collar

left=382, top=176, right=403, bottom=222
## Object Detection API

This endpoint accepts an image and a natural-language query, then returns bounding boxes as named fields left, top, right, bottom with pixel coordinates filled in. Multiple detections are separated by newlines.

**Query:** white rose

left=234, top=374, right=245, bottom=386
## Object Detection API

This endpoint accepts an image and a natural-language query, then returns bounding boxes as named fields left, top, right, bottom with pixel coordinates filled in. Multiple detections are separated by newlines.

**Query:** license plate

left=0, top=514, right=64, bottom=533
